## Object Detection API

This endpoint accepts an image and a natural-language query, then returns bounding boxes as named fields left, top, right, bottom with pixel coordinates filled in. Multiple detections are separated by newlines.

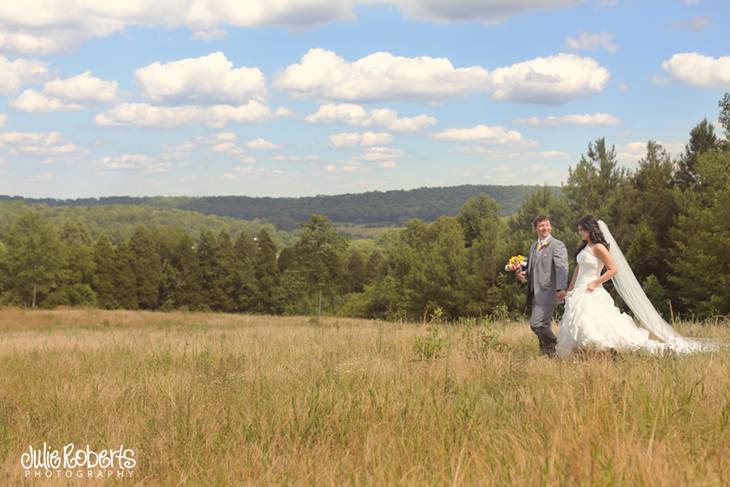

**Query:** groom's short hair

left=533, top=215, right=551, bottom=228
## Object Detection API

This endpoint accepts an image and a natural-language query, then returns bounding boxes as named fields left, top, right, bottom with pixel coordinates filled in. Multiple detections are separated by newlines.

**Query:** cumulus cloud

left=279, top=48, right=609, bottom=104
left=95, top=101, right=274, bottom=128
left=661, top=52, right=730, bottom=88
left=0, top=1, right=355, bottom=55
left=358, top=146, right=403, bottom=161
left=389, top=0, right=581, bottom=24
left=432, top=124, right=533, bottom=145
left=134, top=52, right=266, bottom=105
left=11, top=71, right=119, bottom=112
left=276, top=48, right=489, bottom=102
left=0, top=1, right=584, bottom=55
left=0, top=113, right=6, bottom=127
left=514, top=113, right=621, bottom=126
left=0, top=131, right=80, bottom=156
left=487, top=53, right=610, bottom=104
left=329, top=131, right=393, bottom=147
left=100, top=154, right=172, bottom=173
left=11, top=90, right=83, bottom=112
left=305, top=103, right=436, bottom=131
left=617, top=141, right=685, bottom=163
left=245, top=138, right=280, bottom=150
left=565, top=31, right=617, bottom=53
left=0, top=55, right=48, bottom=94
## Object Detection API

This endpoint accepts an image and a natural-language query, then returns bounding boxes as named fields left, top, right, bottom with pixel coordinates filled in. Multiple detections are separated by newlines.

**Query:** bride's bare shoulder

left=590, top=243, right=609, bottom=257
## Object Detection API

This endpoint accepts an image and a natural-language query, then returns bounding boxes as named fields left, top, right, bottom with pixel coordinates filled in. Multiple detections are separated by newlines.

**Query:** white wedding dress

left=556, top=220, right=719, bottom=357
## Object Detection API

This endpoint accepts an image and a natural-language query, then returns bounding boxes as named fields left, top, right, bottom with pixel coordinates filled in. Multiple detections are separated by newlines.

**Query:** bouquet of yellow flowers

left=504, top=255, right=528, bottom=273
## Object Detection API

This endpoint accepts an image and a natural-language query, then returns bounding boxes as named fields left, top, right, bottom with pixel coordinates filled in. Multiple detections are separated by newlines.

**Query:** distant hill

left=0, top=201, right=296, bottom=248
left=0, top=184, right=559, bottom=231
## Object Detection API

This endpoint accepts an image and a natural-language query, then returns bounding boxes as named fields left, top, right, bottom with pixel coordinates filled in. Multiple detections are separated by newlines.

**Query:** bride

left=556, top=215, right=719, bottom=357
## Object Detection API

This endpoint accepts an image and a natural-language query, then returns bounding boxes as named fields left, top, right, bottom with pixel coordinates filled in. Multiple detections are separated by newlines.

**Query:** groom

left=517, top=215, right=568, bottom=357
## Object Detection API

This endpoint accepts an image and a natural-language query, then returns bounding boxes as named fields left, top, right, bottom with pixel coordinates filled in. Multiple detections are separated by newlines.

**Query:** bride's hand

left=586, top=281, right=597, bottom=292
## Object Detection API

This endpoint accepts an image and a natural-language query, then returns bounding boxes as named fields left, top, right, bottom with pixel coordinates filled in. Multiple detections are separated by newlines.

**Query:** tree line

left=0, top=185, right=546, bottom=230
left=1, top=93, right=728, bottom=320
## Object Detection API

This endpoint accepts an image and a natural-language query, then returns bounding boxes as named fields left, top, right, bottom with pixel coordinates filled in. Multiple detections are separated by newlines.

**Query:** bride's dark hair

left=575, top=215, right=610, bottom=257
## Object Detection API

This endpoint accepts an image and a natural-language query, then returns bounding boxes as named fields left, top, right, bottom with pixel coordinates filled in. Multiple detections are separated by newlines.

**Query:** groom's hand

left=556, top=290, right=566, bottom=300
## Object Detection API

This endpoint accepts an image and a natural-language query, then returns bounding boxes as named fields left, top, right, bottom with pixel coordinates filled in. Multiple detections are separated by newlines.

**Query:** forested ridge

left=0, top=184, right=548, bottom=230
left=1, top=94, right=728, bottom=320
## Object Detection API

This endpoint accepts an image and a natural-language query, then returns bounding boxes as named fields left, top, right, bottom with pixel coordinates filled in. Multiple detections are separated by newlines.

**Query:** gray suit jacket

left=526, top=236, right=569, bottom=310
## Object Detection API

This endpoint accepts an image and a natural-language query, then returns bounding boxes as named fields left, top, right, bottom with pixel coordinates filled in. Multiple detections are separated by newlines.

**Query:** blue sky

left=0, top=0, right=728, bottom=198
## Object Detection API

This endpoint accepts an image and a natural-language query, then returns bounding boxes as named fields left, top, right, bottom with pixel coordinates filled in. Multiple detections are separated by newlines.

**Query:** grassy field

left=1, top=308, right=729, bottom=486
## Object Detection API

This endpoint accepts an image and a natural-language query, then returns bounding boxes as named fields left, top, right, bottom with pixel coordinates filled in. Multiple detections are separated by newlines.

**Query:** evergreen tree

left=128, top=225, right=162, bottom=309
left=112, top=243, right=138, bottom=309
left=253, top=229, right=282, bottom=313
left=563, top=137, right=626, bottom=216
left=215, top=230, right=238, bottom=312
left=197, top=229, right=225, bottom=311
left=56, top=221, right=96, bottom=306
left=172, top=234, right=205, bottom=309
left=458, top=195, right=505, bottom=315
left=674, top=119, right=719, bottom=189
left=233, top=231, right=258, bottom=311
left=669, top=150, right=730, bottom=317
left=92, top=235, right=116, bottom=308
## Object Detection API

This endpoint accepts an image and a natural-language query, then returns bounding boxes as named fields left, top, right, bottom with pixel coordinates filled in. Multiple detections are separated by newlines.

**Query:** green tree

left=233, top=231, right=258, bottom=311
left=674, top=119, right=719, bottom=189
left=92, top=235, right=116, bottom=308
left=128, top=225, right=162, bottom=309
left=290, top=215, right=348, bottom=317
left=112, top=243, right=138, bottom=309
left=253, top=229, right=283, bottom=313
left=458, top=195, right=505, bottom=315
left=172, top=234, right=206, bottom=309
left=563, top=137, right=626, bottom=216
left=669, top=150, right=730, bottom=317
left=2, top=212, right=66, bottom=307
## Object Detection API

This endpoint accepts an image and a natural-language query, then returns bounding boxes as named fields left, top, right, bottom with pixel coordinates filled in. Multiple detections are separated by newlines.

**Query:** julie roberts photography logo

left=20, top=442, right=136, bottom=480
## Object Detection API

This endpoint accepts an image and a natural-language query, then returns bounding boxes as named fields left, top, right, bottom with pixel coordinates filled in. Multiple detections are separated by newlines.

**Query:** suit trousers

left=529, top=302, right=557, bottom=355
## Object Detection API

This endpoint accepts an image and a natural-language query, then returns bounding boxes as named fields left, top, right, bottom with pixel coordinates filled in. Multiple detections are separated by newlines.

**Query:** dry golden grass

left=1, top=307, right=729, bottom=486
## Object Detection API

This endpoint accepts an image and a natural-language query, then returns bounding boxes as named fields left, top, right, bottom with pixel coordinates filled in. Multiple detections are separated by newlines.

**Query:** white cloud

left=358, top=146, right=403, bottom=161
left=514, top=112, right=621, bottom=126
left=275, top=48, right=489, bottom=102
left=45, top=71, right=118, bottom=102
left=0, top=55, right=48, bottom=94
left=134, top=52, right=266, bottom=105
left=279, top=49, right=609, bottom=104
left=245, top=138, right=280, bottom=150
left=271, top=154, right=320, bottom=161
left=661, top=52, right=730, bottom=88
left=11, top=89, right=84, bottom=112
left=487, top=53, right=610, bottom=104
left=305, top=103, right=436, bottom=131
left=432, top=124, right=533, bottom=145
left=12, top=71, right=119, bottom=112
left=0, top=2, right=585, bottom=55
left=0, top=113, right=6, bottom=127
left=0, top=131, right=80, bottom=156
left=100, top=154, right=172, bottom=173
left=617, top=140, right=685, bottom=163
left=95, top=101, right=274, bottom=128
left=390, top=0, right=581, bottom=24
left=463, top=146, right=569, bottom=160
left=565, top=31, right=617, bottom=53
left=329, top=131, right=393, bottom=147
left=0, top=1, right=355, bottom=55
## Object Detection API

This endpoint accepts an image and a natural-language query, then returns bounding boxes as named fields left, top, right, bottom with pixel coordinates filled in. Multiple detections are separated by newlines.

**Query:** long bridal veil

left=597, top=220, right=719, bottom=353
